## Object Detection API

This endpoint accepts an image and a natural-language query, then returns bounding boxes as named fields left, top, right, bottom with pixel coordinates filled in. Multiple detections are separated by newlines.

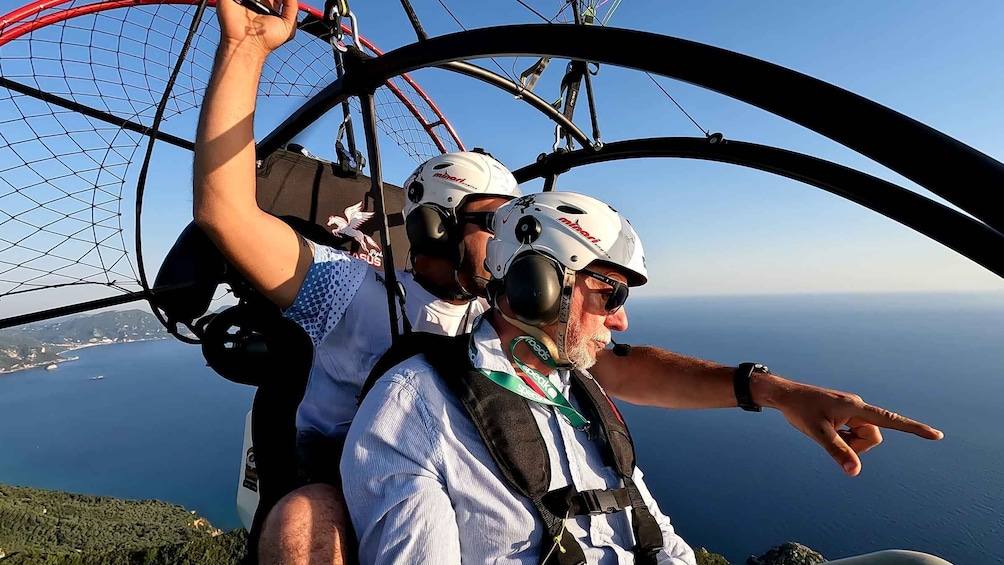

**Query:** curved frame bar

left=0, top=0, right=462, bottom=154
left=513, top=137, right=1004, bottom=280
left=441, top=61, right=591, bottom=149
left=327, top=24, right=1002, bottom=235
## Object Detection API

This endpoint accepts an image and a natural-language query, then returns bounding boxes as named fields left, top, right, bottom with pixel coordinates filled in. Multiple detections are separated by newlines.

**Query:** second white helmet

left=402, top=150, right=521, bottom=218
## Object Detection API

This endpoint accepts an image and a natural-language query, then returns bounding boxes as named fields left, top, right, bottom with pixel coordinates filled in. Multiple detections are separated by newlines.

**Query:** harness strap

left=519, top=57, right=552, bottom=92
left=571, top=371, right=634, bottom=472
left=571, top=371, right=664, bottom=563
left=358, top=332, right=665, bottom=563
left=542, top=484, right=632, bottom=517
left=624, top=476, right=664, bottom=565
left=530, top=496, right=587, bottom=565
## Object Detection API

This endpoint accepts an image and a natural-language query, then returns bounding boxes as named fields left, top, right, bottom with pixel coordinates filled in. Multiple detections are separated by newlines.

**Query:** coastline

left=0, top=337, right=170, bottom=375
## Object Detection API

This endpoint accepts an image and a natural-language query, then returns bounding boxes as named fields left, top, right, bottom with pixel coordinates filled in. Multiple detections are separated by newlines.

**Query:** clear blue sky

left=3, top=0, right=1004, bottom=318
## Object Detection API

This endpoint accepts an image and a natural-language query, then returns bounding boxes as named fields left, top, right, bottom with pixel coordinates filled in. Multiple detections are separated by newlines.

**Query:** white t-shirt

left=283, top=242, right=486, bottom=440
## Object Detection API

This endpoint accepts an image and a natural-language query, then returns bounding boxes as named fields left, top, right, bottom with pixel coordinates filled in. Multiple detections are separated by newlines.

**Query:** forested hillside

left=0, top=483, right=245, bottom=564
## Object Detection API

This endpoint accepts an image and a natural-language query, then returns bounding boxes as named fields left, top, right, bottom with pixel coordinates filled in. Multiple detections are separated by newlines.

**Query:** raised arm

left=193, top=0, right=310, bottom=309
left=591, top=346, right=944, bottom=476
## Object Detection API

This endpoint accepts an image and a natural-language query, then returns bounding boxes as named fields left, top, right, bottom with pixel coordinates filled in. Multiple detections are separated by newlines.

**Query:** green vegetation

left=695, top=546, right=732, bottom=565
left=0, top=482, right=816, bottom=565
left=0, top=530, right=247, bottom=565
left=1, top=310, right=167, bottom=347
left=0, top=483, right=246, bottom=565
left=0, top=336, right=66, bottom=373
left=0, top=310, right=168, bottom=373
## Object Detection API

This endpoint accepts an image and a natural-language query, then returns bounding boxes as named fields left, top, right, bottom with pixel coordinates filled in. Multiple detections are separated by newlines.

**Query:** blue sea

left=1, top=292, right=1002, bottom=564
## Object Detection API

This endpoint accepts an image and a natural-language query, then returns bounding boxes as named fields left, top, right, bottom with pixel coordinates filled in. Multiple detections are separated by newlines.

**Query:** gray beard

left=567, top=342, right=597, bottom=369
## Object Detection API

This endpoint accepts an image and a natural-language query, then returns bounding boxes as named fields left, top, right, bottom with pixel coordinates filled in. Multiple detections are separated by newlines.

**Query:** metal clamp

left=553, top=124, right=568, bottom=152
left=325, top=0, right=359, bottom=51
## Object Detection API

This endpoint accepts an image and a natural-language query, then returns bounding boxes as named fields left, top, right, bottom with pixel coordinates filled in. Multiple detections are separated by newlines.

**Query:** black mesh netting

left=0, top=0, right=461, bottom=312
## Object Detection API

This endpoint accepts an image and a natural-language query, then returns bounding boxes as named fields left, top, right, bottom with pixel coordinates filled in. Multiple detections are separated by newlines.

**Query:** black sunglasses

left=457, top=211, right=495, bottom=233
left=580, top=269, right=630, bottom=314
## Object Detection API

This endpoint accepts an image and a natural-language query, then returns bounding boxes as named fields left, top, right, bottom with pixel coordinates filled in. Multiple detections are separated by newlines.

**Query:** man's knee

left=259, top=483, right=355, bottom=565
left=826, top=549, right=953, bottom=565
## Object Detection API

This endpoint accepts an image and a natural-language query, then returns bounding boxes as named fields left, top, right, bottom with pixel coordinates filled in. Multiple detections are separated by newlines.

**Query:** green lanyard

left=469, top=332, right=590, bottom=429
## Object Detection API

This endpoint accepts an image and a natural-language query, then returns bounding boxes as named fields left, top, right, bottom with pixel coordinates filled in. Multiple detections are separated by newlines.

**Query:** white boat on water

left=44, top=364, right=57, bottom=371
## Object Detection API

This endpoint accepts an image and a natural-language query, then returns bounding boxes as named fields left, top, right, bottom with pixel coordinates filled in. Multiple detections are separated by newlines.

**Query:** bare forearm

left=592, top=347, right=731, bottom=408
left=191, top=44, right=309, bottom=308
left=193, top=44, right=265, bottom=230
left=592, top=346, right=787, bottom=410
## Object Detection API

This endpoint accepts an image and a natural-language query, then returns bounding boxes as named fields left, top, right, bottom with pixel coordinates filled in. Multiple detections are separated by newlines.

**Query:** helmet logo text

left=433, top=172, right=467, bottom=184
left=558, top=217, right=601, bottom=243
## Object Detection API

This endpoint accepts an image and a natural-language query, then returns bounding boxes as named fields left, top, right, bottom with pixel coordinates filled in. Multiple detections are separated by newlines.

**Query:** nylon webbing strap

left=542, top=484, right=633, bottom=517
left=570, top=371, right=663, bottom=563
left=624, top=476, right=664, bottom=565
left=570, top=371, right=635, bottom=473
left=568, top=487, right=632, bottom=515
left=531, top=497, right=586, bottom=565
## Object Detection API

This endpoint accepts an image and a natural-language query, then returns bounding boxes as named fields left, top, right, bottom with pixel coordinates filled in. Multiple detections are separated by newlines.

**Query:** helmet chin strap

left=451, top=269, right=478, bottom=302
left=449, top=229, right=478, bottom=301
left=497, top=266, right=577, bottom=367
left=413, top=272, right=476, bottom=302
left=497, top=310, right=572, bottom=367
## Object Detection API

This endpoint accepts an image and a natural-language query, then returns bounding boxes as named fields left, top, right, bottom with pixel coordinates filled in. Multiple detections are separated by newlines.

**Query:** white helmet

left=402, top=150, right=520, bottom=218
left=485, top=191, right=647, bottom=287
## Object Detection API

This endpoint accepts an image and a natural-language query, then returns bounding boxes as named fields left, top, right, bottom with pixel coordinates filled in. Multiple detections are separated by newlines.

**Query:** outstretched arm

left=193, top=0, right=310, bottom=309
left=590, top=347, right=944, bottom=477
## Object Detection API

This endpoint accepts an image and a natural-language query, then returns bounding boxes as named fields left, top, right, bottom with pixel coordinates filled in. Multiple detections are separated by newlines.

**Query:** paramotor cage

left=257, top=23, right=1004, bottom=285
left=0, top=0, right=461, bottom=330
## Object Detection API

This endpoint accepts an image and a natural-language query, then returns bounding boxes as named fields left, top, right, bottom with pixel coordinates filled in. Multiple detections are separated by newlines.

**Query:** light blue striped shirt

left=341, top=317, right=697, bottom=565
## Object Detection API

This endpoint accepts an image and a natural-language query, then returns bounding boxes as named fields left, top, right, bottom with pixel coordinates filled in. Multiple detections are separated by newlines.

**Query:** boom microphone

left=610, top=337, right=631, bottom=357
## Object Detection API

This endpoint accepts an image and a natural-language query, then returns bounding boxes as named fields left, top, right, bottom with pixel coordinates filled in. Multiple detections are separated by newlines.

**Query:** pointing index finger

left=854, top=403, right=944, bottom=440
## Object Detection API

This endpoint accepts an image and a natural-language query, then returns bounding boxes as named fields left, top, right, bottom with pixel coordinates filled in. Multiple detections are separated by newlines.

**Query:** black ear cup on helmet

left=504, top=253, right=564, bottom=327
left=406, top=204, right=460, bottom=261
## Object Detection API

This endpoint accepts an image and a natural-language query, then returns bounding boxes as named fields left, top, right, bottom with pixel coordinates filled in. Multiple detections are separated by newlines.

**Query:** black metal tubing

left=255, top=61, right=592, bottom=158
left=512, top=137, right=1004, bottom=280
left=0, top=77, right=195, bottom=151
left=357, top=90, right=403, bottom=340
left=441, top=61, right=591, bottom=148
left=0, top=290, right=146, bottom=330
left=339, top=24, right=1004, bottom=235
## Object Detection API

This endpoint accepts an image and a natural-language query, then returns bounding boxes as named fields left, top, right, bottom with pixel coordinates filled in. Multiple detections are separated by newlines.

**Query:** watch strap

left=734, top=362, right=768, bottom=412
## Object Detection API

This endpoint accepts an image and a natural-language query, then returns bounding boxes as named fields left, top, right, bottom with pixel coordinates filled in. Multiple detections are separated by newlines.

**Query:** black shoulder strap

left=362, top=333, right=660, bottom=565
left=373, top=271, right=412, bottom=336
left=421, top=337, right=587, bottom=565
left=570, top=371, right=663, bottom=565
left=570, top=371, right=636, bottom=475
left=422, top=336, right=551, bottom=499
left=357, top=331, right=444, bottom=404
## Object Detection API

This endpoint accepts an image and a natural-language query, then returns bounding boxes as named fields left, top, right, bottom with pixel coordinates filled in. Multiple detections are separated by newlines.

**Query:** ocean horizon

left=1, top=291, right=1002, bottom=564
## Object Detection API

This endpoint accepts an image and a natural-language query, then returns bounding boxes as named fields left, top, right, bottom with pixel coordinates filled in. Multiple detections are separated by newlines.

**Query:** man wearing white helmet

left=342, top=192, right=952, bottom=565
left=190, top=1, right=533, bottom=559
left=343, top=190, right=696, bottom=564
left=196, top=2, right=944, bottom=563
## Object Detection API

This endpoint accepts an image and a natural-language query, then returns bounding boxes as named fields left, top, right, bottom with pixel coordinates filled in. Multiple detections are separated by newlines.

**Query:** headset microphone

left=610, top=337, right=631, bottom=357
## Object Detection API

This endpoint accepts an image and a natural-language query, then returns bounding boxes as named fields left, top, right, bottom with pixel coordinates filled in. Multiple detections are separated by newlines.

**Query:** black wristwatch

left=734, top=362, right=770, bottom=412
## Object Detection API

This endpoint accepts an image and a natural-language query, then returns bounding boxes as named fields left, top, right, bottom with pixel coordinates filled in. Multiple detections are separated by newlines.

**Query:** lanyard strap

left=468, top=330, right=590, bottom=429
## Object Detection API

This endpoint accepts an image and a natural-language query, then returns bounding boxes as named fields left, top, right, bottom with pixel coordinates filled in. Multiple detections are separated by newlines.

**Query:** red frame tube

left=0, top=0, right=463, bottom=153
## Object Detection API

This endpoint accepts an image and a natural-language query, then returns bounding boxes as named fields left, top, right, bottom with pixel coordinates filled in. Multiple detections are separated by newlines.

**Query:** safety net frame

left=0, top=0, right=462, bottom=329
